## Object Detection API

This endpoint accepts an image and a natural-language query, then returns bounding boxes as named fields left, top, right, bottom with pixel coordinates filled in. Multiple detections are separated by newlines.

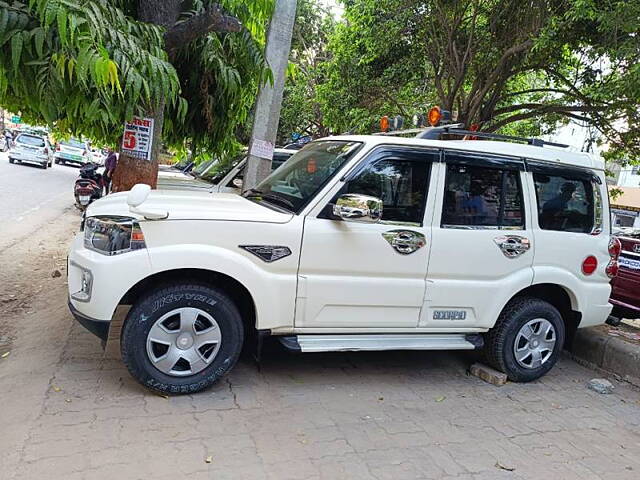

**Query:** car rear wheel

left=8, top=157, right=13, bottom=164
left=121, top=283, right=244, bottom=394
left=484, top=297, right=565, bottom=382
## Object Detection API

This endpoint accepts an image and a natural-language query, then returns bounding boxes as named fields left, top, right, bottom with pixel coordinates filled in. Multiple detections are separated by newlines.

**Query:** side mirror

left=127, top=183, right=168, bottom=220
left=333, top=194, right=383, bottom=223
left=232, top=177, right=243, bottom=189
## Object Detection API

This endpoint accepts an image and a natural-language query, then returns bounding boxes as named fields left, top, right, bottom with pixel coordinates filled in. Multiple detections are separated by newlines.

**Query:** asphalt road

left=0, top=151, right=79, bottom=252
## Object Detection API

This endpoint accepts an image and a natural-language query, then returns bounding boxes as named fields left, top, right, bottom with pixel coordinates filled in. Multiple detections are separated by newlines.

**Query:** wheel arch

left=119, top=268, right=257, bottom=337
left=509, top=283, right=581, bottom=347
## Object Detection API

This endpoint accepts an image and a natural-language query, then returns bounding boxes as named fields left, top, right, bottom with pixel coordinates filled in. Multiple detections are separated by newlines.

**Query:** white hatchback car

left=68, top=132, right=617, bottom=394
left=8, top=133, right=53, bottom=168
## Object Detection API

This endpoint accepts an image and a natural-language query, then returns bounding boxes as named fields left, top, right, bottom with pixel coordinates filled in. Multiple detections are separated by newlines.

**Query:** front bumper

left=67, top=232, right=153, bottom=326
left=68, top=298, right=110, bottom=341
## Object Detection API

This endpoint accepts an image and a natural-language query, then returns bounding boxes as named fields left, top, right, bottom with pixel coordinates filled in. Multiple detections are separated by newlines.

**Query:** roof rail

left=372, top=128, right=429, bottom=136
left=416, top=126, right=569, bottom=148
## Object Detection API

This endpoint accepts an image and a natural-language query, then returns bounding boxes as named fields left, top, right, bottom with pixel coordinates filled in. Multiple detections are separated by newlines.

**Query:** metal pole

left=243, top=0, right=297, bottom=191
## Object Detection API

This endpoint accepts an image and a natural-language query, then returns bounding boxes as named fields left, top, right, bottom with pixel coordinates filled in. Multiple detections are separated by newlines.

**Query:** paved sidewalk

left=4, top=321, right=640, bottom=480
left=1, top=209, right=640, bottom=479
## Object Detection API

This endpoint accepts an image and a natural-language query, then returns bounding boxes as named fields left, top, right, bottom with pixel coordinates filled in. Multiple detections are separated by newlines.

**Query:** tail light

left=606, top=260, right=619, bottom=278
left=43, top=147, right=48, bottom=154
left=56, top=144, right=61, bottom=151
left=608, top=237, right=621, bottom=259
left=606, top=236, right=622, bottom=278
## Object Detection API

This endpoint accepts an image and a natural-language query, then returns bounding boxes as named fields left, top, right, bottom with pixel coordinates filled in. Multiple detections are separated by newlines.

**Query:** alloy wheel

left=146, top=307, right=222, bottom=376
left=513, top=318, right=556, bottom=369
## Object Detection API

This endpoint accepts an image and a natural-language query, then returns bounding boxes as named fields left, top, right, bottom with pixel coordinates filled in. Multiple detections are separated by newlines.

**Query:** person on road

left=103, top=148, right=118, bottom=195
left=4, top=129, right=13, bottom=149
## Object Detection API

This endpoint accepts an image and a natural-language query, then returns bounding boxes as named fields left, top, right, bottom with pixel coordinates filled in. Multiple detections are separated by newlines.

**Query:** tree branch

left=493, top=103, right=604, bottom=116
left=164, top=4, right=242, bottom=54
left=486, top=105, right=602, bottom=132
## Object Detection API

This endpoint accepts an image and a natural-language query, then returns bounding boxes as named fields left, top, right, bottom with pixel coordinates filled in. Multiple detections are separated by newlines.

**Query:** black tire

left=484, top=296, right=565, bottom=382
left=54, top=158, right=60, bottom=164
left=41, top=162, right=47, bottom=169
left=121, top=283, right=244, bottom=394
left=8, top=157, right=13, bottom=164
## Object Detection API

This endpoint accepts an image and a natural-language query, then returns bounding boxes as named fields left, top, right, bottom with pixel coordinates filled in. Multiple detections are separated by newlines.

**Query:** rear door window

left=533, top=173, right=594, bottom=233
left=441, top=152, right=525, bottom=229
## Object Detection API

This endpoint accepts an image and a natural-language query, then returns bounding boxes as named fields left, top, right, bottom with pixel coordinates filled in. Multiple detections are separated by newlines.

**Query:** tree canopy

left=0, top=0, right=274, bottom=155
left=283, top=0, right=640, bottom=161
left=277, top=0, right=336, bottom=145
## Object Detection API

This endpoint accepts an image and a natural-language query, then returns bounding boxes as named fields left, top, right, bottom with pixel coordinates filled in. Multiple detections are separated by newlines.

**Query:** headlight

left=84, top=216, right=147, bottom=255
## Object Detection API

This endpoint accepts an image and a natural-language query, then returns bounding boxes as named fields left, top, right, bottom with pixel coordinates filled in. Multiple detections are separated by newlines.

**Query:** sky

left=320, top=0, right=344, bottom=18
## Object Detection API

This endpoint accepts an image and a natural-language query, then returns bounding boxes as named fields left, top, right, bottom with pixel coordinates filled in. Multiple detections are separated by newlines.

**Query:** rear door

left=423, top=150, right=534, bottom=328
left=529, top=163, right=611, bottom=300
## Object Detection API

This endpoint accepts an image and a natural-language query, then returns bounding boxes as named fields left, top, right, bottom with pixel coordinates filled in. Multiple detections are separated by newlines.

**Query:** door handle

left=494, top=235, right=531, bottom=258
left=382, top=230, right=426, bottom=255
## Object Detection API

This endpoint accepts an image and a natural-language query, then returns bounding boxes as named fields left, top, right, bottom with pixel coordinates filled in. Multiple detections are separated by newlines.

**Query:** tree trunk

left=111, top=101, right=166, bottom=191
left=111, top=1, right=181, bottom=192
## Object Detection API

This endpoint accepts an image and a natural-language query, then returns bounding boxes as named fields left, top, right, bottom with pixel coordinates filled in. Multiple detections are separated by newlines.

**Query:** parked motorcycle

left=74, top=163, right=103, bottom=210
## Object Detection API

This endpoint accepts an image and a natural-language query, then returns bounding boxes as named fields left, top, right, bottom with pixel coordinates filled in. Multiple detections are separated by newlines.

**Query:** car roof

left=322, top=135, right=604, bottom=171
left=274, top=148, right=295, bottom=156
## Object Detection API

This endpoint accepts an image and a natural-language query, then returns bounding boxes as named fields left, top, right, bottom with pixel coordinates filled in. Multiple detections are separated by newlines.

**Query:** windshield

left=172, top=159, right=190, bottom=170
left=16, top=134, right=45, bottom=147
left=200, top=157, right=245, bottom=183
left=192, top=159, right=216, bottom=176
left=61, top=139, right=85, bottom=149
left=245, top=140, right=363, bottom=213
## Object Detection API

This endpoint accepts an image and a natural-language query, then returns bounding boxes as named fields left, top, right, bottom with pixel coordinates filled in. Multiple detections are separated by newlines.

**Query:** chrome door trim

left=382, top=230, right=426, bottom=255
left=493, top=235, right=531, bottom=258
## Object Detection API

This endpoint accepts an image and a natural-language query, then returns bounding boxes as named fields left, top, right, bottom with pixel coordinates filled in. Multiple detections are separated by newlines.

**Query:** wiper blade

left=244, top=189, right=294, bottom=210
left=261, top=193, right=295, bottom=209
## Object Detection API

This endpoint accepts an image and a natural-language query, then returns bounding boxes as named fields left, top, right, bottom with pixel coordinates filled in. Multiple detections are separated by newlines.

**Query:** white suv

left=68, top=133, right=616, bottom=394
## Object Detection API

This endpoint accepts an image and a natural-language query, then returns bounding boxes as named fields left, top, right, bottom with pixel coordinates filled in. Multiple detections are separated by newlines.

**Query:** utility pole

left=243, top=0, right=297, bottom=191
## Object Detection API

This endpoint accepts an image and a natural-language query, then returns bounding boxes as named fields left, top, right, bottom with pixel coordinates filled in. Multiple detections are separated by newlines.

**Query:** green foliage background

left=0, top=0, right=274, bottom=157
left=280, top=0, right=640, bottom=162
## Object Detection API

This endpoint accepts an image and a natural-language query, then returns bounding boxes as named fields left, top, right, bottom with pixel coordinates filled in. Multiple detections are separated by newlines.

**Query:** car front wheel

left=121, top=283, right=244, bottom=394
left=484, top=297, right=565, bottom=382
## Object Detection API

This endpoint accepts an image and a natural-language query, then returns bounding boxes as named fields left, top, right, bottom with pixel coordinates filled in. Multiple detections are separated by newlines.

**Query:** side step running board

left=279, top=334, right=483, bottom=353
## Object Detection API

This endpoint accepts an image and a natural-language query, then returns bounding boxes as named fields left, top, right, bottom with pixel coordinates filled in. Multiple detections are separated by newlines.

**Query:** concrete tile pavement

left=4, top=319, right=640, bottom=480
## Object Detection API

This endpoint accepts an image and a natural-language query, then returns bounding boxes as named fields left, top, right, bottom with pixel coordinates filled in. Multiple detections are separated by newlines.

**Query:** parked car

left=609, top=232, right=640, bottom=322
left=157, top=149, right=295, bottom=192
left=68, top=129, right=617, bottom=394
left=8, top=133, right=52, bottom=168
left=54, top=138, right=90, bottom=167
left=158, top=158, right=195, bottom=174
left=89, top=148, right=107, bottom=166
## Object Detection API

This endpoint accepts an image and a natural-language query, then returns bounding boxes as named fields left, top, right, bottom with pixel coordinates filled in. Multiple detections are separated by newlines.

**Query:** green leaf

left=34, top=28, right=45, bottom=57
left=57, top=6, right=67, bottom=45
left=11, top=33, right=23, bottom=71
